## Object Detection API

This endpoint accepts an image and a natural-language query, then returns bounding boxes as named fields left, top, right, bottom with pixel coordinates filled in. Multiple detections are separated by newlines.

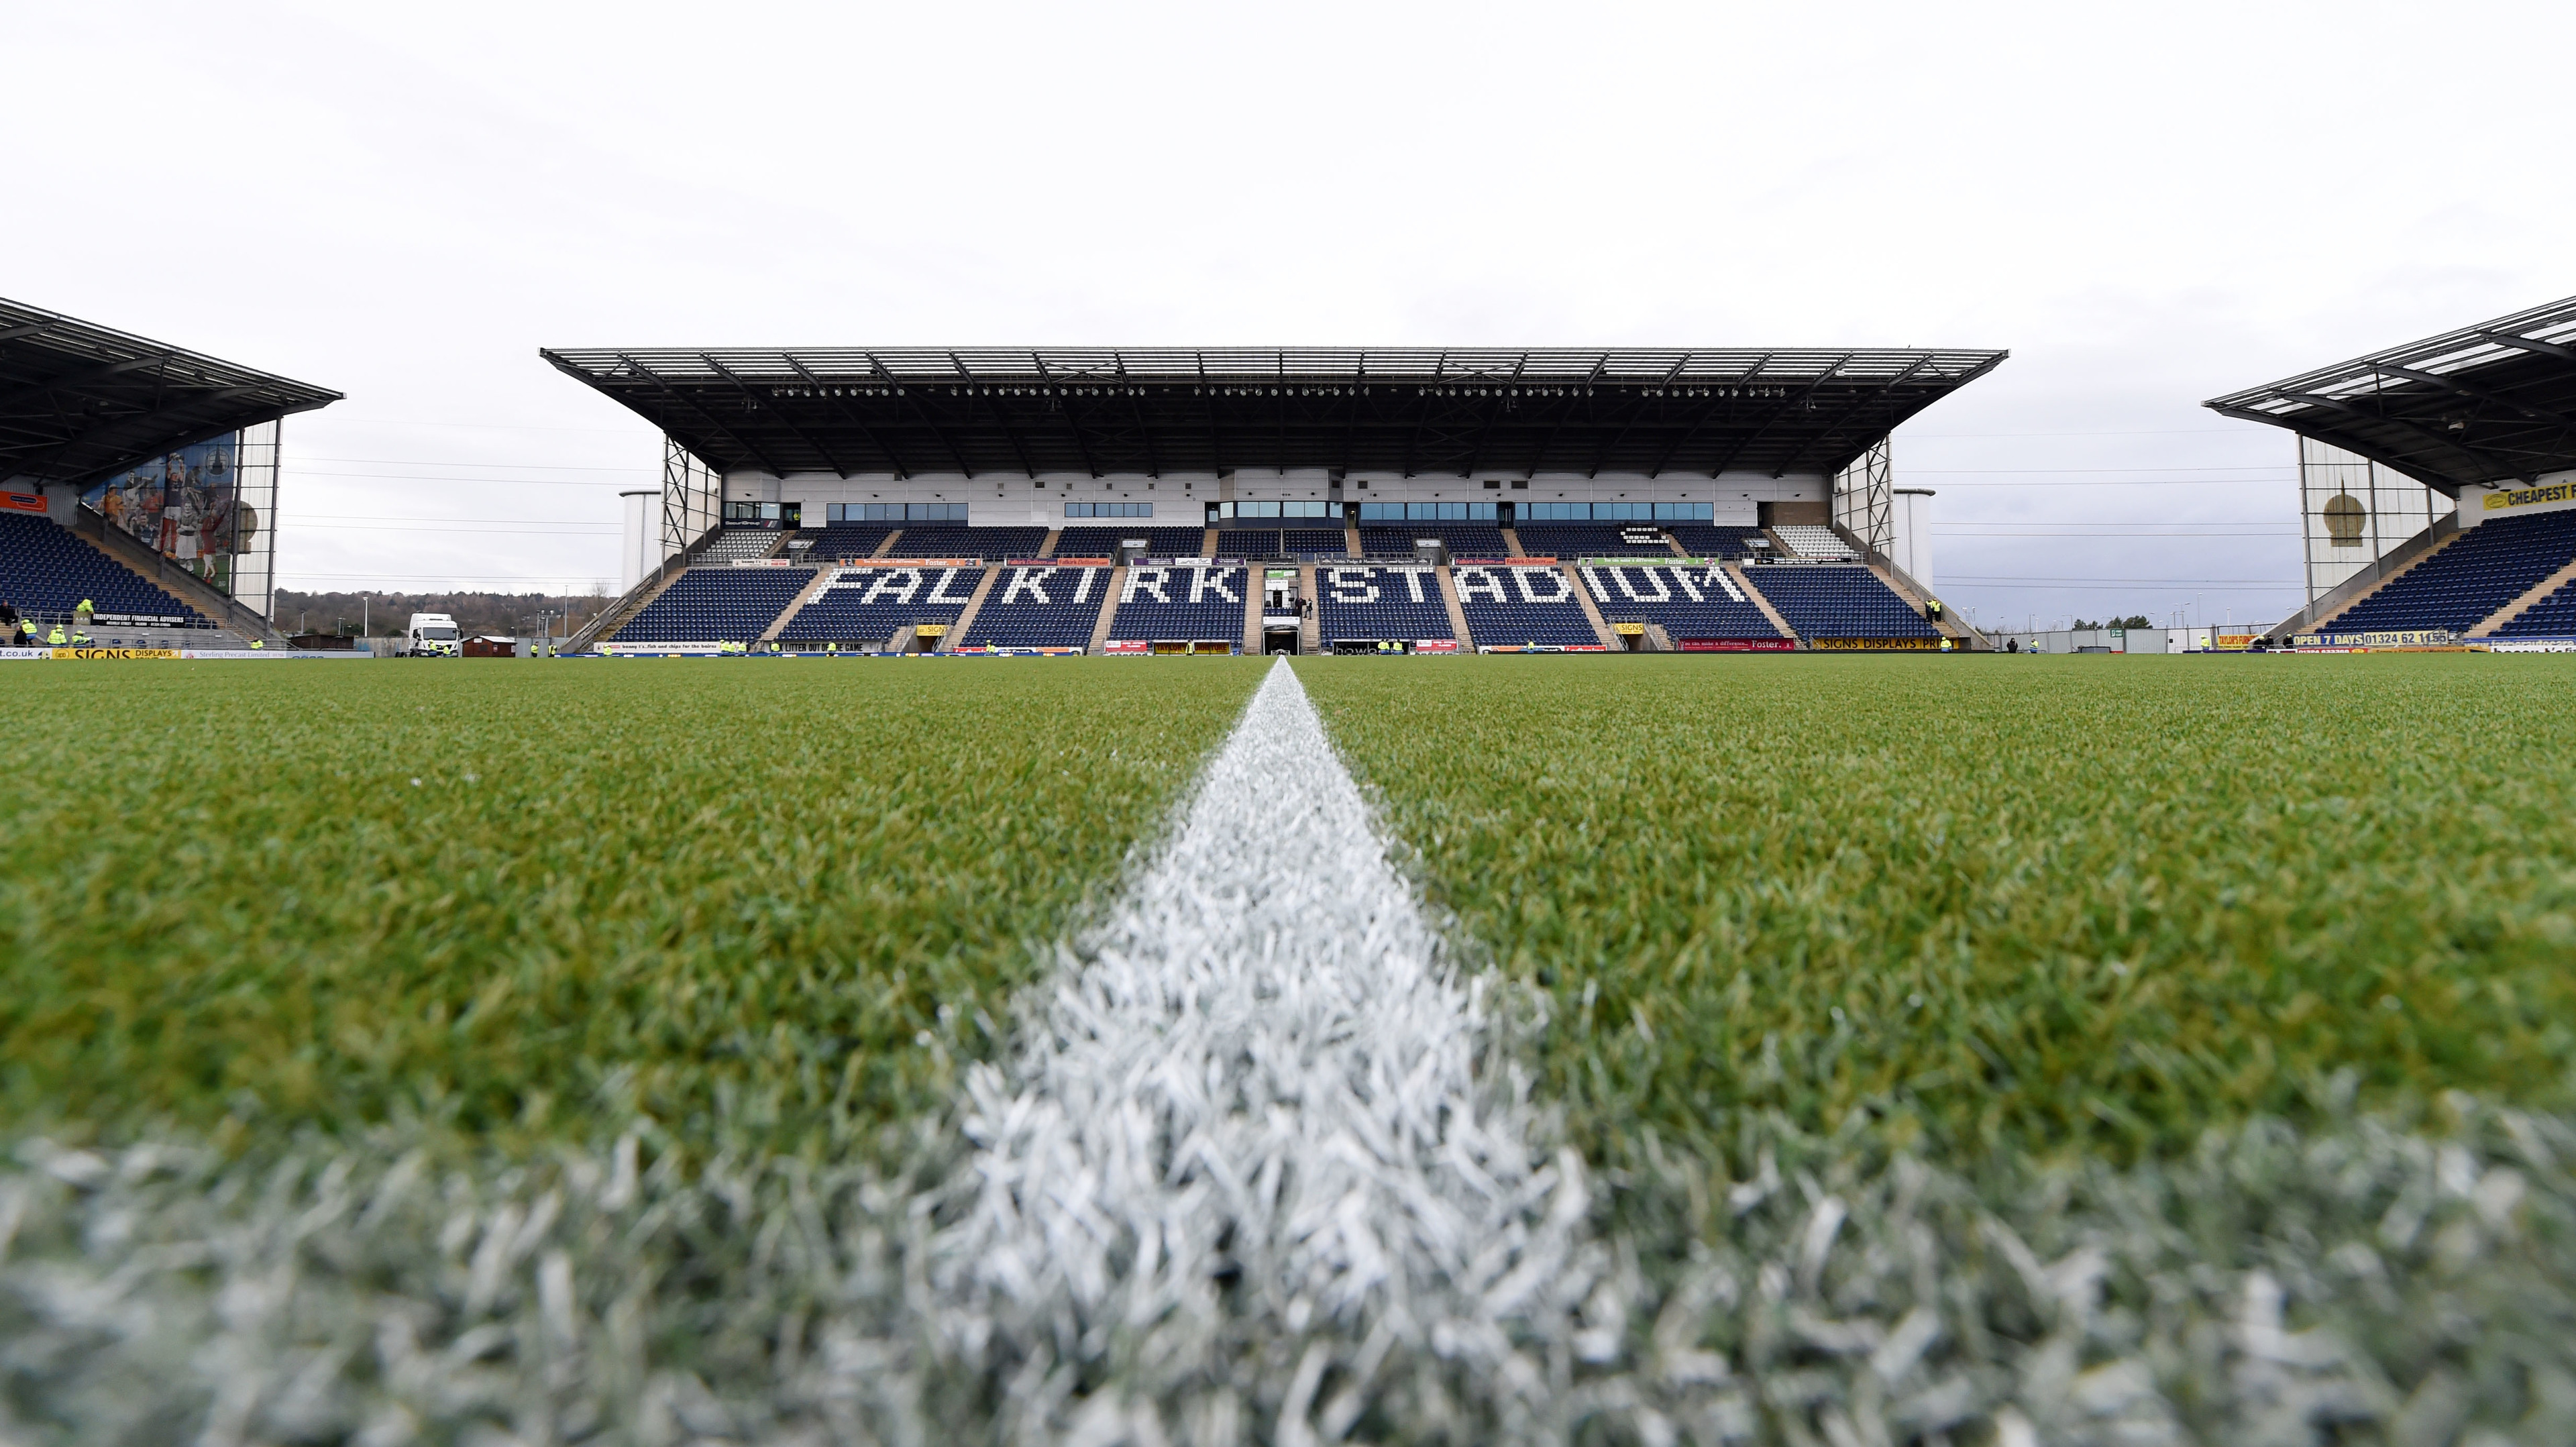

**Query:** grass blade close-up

left=0, top=659, right=1267, bottom=1158
left=5, top=653, right=2576, bottom=1446
left=1295, top=653, right=2576, bottom=1168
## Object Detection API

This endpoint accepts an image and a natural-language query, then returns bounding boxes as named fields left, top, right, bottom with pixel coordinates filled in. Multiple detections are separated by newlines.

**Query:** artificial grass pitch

left=0, top=658, right=1267, bottom=1156
left=1295, top=651, right=2576, bottom=1165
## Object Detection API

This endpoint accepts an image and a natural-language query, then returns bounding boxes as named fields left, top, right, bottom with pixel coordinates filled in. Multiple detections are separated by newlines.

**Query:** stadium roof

left=2204, top=295, right=2576, bottom=495
left=541, top=345, right=2006, bottom=480
left=0, top=297, right=341, bottom=486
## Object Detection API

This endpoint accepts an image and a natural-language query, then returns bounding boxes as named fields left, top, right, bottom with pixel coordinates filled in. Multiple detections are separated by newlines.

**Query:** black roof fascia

left=0, top=297, right=341, bottom=484
left=2203, top=295, right=2576, bottom=494
left=541, top=345, right=2007, bottom=480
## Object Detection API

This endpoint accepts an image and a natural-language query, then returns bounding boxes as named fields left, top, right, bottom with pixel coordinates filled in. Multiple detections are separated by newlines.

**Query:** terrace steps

left=1560, top=561, right=1619, bottom=647
left=873, top=530, right=903, bottom=557
left=1202, top=528, right=1220, bottom=558
left=1434, top=567, right=1475, bottom=647
left=1240, top=576, right=1262, bottom=654
left=2471, top=551, right=2576, bottom=636
left=1864, top=560, right=1976, bottom=645
left=1299, top=564, right=1321, bottom=654
left=1501, top=526, right=1526, bottom=557
left=760, top=567, right=845, bottom=643
left=1036, top=529, right=1061, bottom=558
left=73, top=507, right=273, bottom=643
left=1089, top=568, right=1126, bottom=653
left=2311, top=529, right=2463, bottom=632
left=1728, top=561, right=1799, bottom=641
left=1345, top=521, right=1363, bottom=555
left=938, top=567, right=1003, bottom=651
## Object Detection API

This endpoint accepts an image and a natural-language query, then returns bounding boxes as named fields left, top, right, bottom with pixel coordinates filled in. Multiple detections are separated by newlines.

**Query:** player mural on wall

left=80, top=435, right=242, bottom=567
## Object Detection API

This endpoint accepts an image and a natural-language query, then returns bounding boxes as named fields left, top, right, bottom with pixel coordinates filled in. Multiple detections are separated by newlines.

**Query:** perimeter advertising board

left=2292, top=629, right=2459, bottom=649
left=1678, top=638, right=1796, bottom=651
left=1811, top=637, right=1939, bottom=651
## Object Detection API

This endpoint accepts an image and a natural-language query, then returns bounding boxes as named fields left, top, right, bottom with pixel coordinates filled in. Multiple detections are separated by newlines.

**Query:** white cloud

left=6, top=0, right=2568, bottom=621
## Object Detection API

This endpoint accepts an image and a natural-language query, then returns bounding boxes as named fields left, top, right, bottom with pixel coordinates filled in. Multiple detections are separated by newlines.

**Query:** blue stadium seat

left=616, top=567, right=816, bottom=643
left=1580, top=563, right=1782, bottom=643
left=1053, top=526, right=1205, bottom=558
left=781, top=566, right=985, bottom=645
left=2332, top=511, right=2576, bottom=634
left=793, top=524, right=897, bottom=560
left=1663, top=525, right=1771, bottom=559
left=1511, top=524, right=1674, bottom=559
left=1102, top=564, right=1246, bottom=645
left=2494, top=572, right=2576, bottom=636
left=880, top=525, right=1049, bottom=561
left=959, top=565, right=1111, bottom=648
left=1741, top=564, right=1937, bottom=641
left=1316, top=566, right=1452, bottom=647
left=1359, top=523, right=1510, bottom=559
left=0, top=513, right=209, bottom=627
left=1451, top=564, right=1601, bottom=647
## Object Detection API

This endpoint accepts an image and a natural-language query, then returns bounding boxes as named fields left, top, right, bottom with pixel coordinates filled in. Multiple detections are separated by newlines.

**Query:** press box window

left=1066, top=502, right=1152, bottom=518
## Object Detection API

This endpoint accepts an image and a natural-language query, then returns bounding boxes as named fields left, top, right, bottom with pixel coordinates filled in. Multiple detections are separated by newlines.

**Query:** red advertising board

left=1679, top=638, right=1797, bottom=652
left=1104, top=639, right=1149, bottom=655
left=1412, top=639, right=1458, bottom=653
left=0, top=492, right=44, bottom=515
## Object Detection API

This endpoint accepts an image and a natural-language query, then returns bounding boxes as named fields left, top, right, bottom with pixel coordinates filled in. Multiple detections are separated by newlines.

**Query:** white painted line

left=925, top=657, right=1600, bottom=1434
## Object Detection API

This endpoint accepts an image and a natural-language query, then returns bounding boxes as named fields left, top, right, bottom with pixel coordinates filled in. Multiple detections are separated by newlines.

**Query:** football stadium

left=5, top=305, right=2576, bottom=1445
left=542, top=344, right=2002, bottom=658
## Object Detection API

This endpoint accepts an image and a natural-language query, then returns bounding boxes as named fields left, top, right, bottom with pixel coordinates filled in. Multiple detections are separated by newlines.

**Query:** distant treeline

left=274, top=590, right=612, bottom=639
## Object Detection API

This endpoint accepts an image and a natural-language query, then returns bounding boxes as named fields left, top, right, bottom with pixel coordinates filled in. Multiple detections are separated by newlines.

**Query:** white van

left=405, top=612, right=462, bottom=657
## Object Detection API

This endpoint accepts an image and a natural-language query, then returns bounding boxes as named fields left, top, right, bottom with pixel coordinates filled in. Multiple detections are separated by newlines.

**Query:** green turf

left=1296, top=652, right=2576, bottom=1165
left=0, top=658, right=1265, bottom=1157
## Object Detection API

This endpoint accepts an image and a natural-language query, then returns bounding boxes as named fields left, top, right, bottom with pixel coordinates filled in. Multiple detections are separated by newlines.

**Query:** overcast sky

left=9, top=0, right=2572, bottom=628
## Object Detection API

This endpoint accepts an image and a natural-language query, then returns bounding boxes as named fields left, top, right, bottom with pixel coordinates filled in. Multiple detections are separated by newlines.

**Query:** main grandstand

left=0, top=297, right=338, bottom=648
left=2208, top=294, right=2576, bottom=647
left=547, top=344, right=2002, bottom=653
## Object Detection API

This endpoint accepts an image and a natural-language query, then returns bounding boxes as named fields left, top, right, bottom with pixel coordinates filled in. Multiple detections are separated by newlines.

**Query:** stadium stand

left=2493, top=571, right=2576, bottom=636
left=1103, top=564, right=1246, bottom=644
left=1665, top=524, right=1772, bottom=559
left=2324, top=510, right=2576, bottom=635
left=958, top=564, right=1111, bottom=649
left=780, top=565, right=984, bottom=647
left=1511, top=523, right=1674, bottom=559
left=873, top=525, right=1049, bottom=561
left=614, top=566, right=816, bottom=643
left=1053, top=525, right=1205, bottom=558
left=1208, top=525, right=1350, bottom=559
left=1358, top=523, right=1510, bottom=558
left=1452, top=564, right=1601, bottom=647
left=1285, top=528, right=1353, bottom=559
left=1772, top=524, right=1859, bottom=559
left=698, top=529, right=786, bottom=562
left=1314, top=565, right=1452, bottom=647
left=1580, top=562, right=1783, bottom=643
left=1743, top=564, right=1939, bottom=641
left=793, top=523, right=897, bottom=560
left=0, top=513, right=208, bottom=628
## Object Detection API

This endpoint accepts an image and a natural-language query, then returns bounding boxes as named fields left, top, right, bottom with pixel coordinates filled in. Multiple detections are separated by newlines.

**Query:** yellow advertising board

left=2484, top=480, right=2576, bottom=514
left=53, top=647, right=179, bottom=660
left=1810, top=637, right=1938, bottom=651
